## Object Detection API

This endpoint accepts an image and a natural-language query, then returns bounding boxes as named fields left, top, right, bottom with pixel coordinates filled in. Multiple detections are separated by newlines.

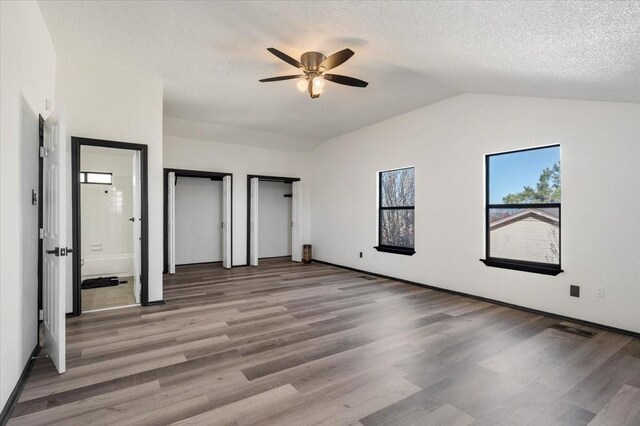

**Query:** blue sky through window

left=489, top=146, right=560, bottom=204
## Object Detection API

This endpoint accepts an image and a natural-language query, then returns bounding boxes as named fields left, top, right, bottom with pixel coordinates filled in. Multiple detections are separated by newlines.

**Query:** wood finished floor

left=9, top=259, right=640, bottom=425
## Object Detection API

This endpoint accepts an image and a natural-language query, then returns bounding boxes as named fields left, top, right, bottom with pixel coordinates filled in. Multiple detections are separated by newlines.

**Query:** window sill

left=374, top=246, right=416, bottom=256
left=480, top=258, right=563, bottom=276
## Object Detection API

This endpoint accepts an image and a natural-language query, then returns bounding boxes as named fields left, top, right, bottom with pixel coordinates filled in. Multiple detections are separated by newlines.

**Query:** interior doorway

left=164, top=169, right=233, bottom=273
left=247, top=175, right=302, bottom=266
left=71, top=138, right=149, bottom=316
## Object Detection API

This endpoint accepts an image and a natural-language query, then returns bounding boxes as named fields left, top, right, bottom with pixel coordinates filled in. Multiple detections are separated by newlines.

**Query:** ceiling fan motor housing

left=301, top=52, right=326, bottom=72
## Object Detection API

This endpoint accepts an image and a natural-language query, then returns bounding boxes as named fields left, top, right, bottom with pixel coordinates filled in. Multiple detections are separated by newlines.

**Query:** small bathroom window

left=80, top=171, right=112, bottom=185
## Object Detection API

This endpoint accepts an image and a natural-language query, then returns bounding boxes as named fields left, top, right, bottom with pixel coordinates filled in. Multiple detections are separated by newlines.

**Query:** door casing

left=246, top=175, right=301, bottom=266
left=163, top=168, right=233, bottom=273
left=71, top=137, right=149, bottom=316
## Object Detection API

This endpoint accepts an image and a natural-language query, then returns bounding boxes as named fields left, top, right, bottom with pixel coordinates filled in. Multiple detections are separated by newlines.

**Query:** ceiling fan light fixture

left=308, top=77, right=322, bottom=98
left=296, top=79, right=308, bottom=92
left=310, top=75, right=324, bottom=98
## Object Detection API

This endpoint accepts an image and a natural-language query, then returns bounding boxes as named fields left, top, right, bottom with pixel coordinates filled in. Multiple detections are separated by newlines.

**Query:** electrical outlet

left=595, top=287, right=604, bottom=298
left=359, top=252, right=363, bottom=258
left=570, top=285, right=580, bottom=298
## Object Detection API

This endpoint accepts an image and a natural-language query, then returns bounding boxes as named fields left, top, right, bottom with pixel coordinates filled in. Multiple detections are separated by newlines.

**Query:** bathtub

left=81, top=253, right=133, bottom=279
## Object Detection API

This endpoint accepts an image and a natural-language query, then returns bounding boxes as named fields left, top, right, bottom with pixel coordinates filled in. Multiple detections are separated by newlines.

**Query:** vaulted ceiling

left=39, top=1, right=640, bottom=147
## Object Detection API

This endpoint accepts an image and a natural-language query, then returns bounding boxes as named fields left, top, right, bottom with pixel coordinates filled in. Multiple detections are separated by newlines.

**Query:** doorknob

left=46, top=247, right=60, bottom=256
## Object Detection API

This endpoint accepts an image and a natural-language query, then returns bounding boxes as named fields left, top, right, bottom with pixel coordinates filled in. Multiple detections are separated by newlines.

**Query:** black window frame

left=80, top=171, right=113, bottom=185
left=481, top=145, right=563, bottom=275
left=374, top=166, right=416, bottom=256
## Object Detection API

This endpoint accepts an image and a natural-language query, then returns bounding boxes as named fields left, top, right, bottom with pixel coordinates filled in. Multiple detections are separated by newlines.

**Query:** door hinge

left=39, top=309, right=43, bottom=321
left=39, top=147, right=47, bottom=158
left=39, top=228, right=44, bottom=239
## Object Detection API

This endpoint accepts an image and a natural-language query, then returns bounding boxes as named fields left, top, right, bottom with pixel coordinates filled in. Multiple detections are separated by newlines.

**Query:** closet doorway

left=247, top=175, right=302, bottom=266
left=71, top=138, right=149, bottom=316
left=164, top=169, right=232, bottom=273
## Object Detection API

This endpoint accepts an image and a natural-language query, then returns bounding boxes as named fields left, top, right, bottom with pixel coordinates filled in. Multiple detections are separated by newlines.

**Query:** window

left=375, top=167, right=415, bottom=255
left=80, top=171, right=112, bottom=185
left=482, top=145, right=562, bottom=275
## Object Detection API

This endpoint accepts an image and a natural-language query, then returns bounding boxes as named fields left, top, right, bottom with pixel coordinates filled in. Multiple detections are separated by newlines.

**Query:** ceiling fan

left=259, top=48, right=368, bottom=99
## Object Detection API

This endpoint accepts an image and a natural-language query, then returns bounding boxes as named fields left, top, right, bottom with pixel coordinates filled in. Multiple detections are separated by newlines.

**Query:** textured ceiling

left=39, top=1, right=640, bottom=147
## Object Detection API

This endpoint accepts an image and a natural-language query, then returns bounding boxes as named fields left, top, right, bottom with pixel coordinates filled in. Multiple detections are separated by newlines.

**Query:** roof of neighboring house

left=490, top=208, right=559, bottom=229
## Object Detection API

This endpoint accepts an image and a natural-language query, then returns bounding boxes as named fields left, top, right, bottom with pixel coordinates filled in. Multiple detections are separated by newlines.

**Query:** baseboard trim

left=175, top=261, right=222, bottom=267
left=0, top=344, right=40, bottom=425
left=312, top=259, right=640, bottom=339
left=166, top=264, right=249, bottom=270
left=145, top=300, right=165, bottom=306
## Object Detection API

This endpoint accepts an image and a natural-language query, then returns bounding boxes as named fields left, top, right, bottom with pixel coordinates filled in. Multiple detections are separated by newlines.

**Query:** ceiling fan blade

left=259, top=75, right=304, bottom=82
left=324, top=74, right=369, bottom=88
left=320, top=48, right=354, bottom=70
left=267, top=48, right=305, bottom=69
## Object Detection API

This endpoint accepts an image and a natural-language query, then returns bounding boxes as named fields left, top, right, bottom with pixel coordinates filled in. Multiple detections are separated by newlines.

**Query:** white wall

left=18, top=98, right=40, bottom=376
left=258, top=181, right=292, bottom=258
left=80, top=147, right=134, bottom=278
left=165, top=116, right=318, bottom=153
left=56, top=57, right=164, bottom=307
left=163, top=134, right=311, bottom=265
left=0, top=0, right=56, bottom=411
left=175, top=177, right=222, bottom=265
left=311, top=93, right=640, bottom=333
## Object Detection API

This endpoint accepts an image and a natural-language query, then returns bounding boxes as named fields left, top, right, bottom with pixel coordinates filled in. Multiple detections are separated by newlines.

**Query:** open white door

left=250, top=177, right=259, bottom=266
left=291, top=181, right=302, bottom=262
left=168, top=172, right=176, bottom=274
left=222, top=175, right=232, bottom=268
left=43, top=109, right=67, bottom=374
left=132, top=151, right=142, bottom=303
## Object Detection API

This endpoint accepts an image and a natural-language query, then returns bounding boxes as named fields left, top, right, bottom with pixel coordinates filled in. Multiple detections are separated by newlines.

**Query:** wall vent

left=548, top=323, right=596, bottom=338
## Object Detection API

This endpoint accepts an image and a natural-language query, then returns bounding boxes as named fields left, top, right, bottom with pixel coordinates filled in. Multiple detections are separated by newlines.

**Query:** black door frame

left=246, top=174, right=300, bottom=266
left=71, top=137, right=150, bottom=316
left=163, top=168, right=233, bottom=272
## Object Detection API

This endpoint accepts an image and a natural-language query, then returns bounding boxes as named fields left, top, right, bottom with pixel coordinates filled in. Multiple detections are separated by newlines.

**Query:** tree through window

left=376, top=167, right=415, bottom=255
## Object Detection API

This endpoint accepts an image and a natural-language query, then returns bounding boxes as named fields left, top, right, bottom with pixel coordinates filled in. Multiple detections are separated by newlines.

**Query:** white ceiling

left=39, top=1, right=640, bottom=147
